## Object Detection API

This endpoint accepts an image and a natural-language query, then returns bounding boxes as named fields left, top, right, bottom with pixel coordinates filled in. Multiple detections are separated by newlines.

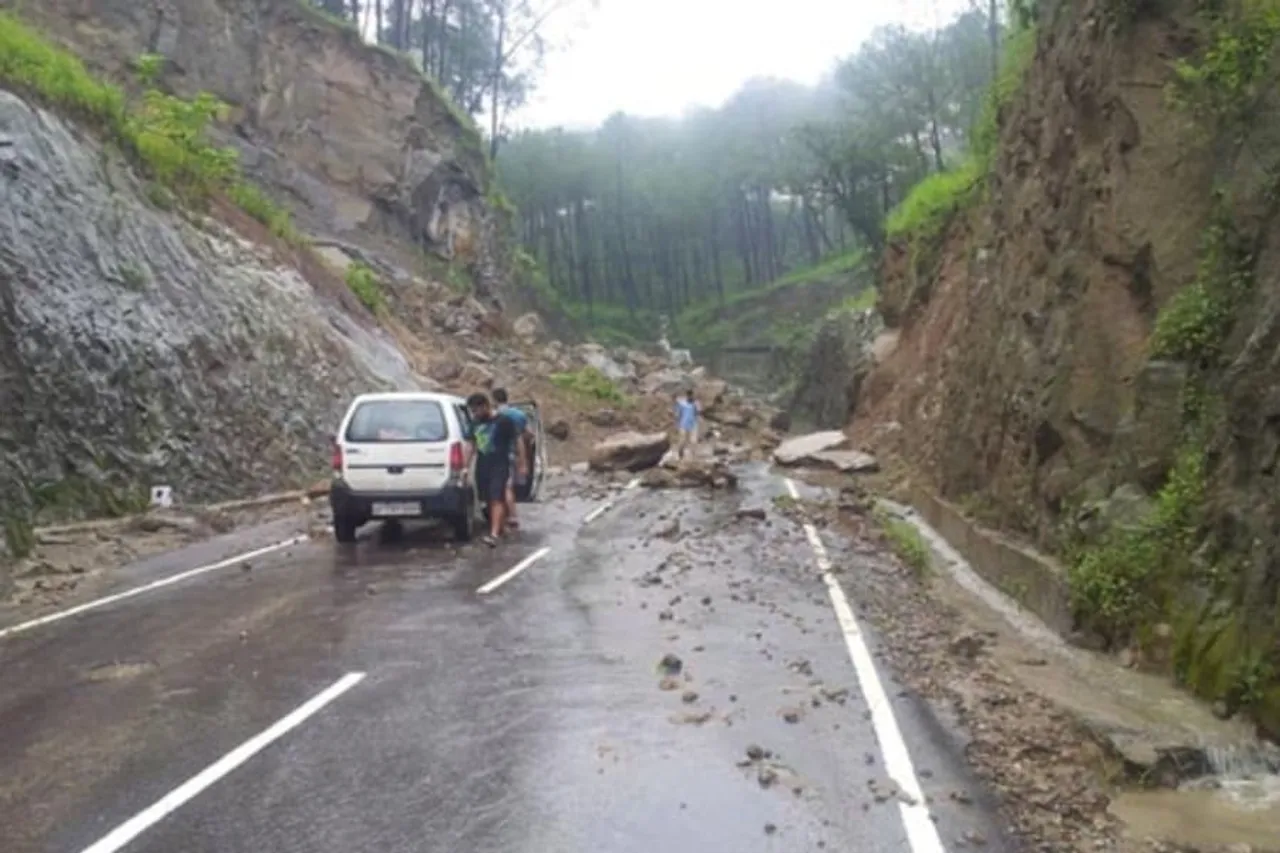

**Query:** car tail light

left=331, top=438, right=344, bottom=472
left=448, top=441, right=466, bottom=472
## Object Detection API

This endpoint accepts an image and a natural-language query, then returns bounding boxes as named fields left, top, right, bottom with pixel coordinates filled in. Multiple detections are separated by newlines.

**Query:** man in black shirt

left=465, top=392, right=525, bottom=546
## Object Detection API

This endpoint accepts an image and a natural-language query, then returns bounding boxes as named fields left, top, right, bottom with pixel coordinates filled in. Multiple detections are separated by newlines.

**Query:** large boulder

left=807, top=450, right=880, bottom=473
left=589, top=432, right=671, bottom=472
left=695, top=379, right=729, bottom=412
left=642, top=368, right=693, bottom=396
left=512, top=312, right=544, bottom=342
left=773, top=431, right=849, bottom=466
left=577, top=343, right=635, bottom=382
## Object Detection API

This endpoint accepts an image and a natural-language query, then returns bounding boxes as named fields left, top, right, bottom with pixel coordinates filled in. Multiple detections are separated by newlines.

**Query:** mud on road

left=0, top=463, right=1025, bottom=853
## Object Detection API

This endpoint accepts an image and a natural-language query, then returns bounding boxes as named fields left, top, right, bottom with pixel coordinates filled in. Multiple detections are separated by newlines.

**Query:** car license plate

left=371, top=501, right=420, bottom=517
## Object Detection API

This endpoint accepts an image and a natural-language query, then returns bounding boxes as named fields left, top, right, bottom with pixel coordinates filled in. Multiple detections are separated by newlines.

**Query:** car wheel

left=334, top=515, right=359, bottom=544
left=452, top=508, right=475, bottom=542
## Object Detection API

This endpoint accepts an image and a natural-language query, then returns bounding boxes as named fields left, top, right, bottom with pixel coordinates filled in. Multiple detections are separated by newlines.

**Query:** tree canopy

left=498, top=5, right=1012, bottom=344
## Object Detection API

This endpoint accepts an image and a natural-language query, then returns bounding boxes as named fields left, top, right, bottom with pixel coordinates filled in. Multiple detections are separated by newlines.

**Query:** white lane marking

left=581, top=476, right=642, bottom=524
left=477, top=546, right=551, bottom=595
left=0, top=535, right=311, bottom=641
left=783, top=477, right=946, bottom=853
left=80, top=671, right=365, bottom=853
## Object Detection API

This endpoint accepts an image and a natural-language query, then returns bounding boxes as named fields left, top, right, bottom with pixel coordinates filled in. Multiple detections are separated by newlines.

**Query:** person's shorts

left=476, top=458, right=510, bottom=503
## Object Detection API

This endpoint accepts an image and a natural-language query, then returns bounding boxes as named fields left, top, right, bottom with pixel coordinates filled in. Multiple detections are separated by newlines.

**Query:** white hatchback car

left=328, top=391, right=546, bottom=543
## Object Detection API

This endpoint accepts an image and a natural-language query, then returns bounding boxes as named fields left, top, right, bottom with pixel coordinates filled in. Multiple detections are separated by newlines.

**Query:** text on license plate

left=371, top=501, right=420, bottom=517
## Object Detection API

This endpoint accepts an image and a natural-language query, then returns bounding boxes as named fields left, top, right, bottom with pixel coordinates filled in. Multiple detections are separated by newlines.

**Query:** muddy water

left=1112, top=777, right=1280, bottom=849
left=883, top=497, right=1280, bottom=848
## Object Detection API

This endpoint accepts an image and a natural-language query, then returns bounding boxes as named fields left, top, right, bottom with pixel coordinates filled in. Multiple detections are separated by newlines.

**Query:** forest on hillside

left=304, top=0, right=579, bottom=158
left=500, top=3, right=1034, bottom=344
left=306, top=0, right=1034, bottom=346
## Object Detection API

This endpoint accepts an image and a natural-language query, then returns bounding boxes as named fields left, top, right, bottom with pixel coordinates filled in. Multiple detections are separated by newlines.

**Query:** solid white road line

left=477, top=546, right=551, bottom=595
left=581, top=476, right=642, bottom=524
left=783, top=477, right=946, bottom=853
left=0, top=534, right=311, bottom=641
left=80, top=671, right=366, bottom=853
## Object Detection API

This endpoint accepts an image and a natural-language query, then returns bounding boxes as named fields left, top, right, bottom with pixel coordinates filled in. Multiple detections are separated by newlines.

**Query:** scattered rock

left=757, top=766, right=779, bottom=788
left=764, top=823, right=777, bottom=835
left=948, top=633, right=987, bottom=659
left=459, top=362, right=495, bottom=388
left=658, top=653, right=684, bottom=676
left=587, top=408, right=622, bottom=427
left=746, top=744, right=767, bottom=761
left=659, top=677, right=681, bottom=691
left=547, top=419, right=571, bottom=440
left=769, top=410, right=793, bottom=432
left=781, top=707, right=802, bottom=724
left=682, top=690, right=699, bottom=704
left=735, top=507, right=767, bottom=521
left=640, top=459, right=738, bottom=490
left=512, top=312, right=544, bottom=342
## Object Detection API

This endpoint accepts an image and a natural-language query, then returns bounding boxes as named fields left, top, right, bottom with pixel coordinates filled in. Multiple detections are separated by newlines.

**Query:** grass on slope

left=884, top=25, right=1036, bottom=244
left=676, top=250, right=867, bottom=349
left=0, top=12, right=299, bottom=241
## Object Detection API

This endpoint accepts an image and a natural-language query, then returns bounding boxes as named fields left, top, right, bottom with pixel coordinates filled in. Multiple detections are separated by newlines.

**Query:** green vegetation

left=0, top=15, right=298, bottom=240
left=30, top=476, right=150, bottom=521
left=345, top=263, right=386, bottom=314
left=885, top=22, right=1036, bottom=247
left=1150, top=200, right=1255, bottom=365
left=3, top=514, right=35, bottom=560
left=674, top=250, right=866, bottom=349
left=885, top=159, right=983, bottom=240
left=502, top=7, right=1003, bottom=333
left=549, top=367, right=628, bottom=405
left=874, top=508, right=931, bottom=577
left=1068, top=446, right=1208, bottom=645
left=1169, top=0, right=1280, bottom=128
left=419, top=252, right=474, bottom=294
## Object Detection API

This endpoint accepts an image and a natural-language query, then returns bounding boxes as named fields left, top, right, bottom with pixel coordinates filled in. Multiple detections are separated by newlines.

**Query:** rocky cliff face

left=0, top=89, right=412, bottom=561
left=1, top=0, right=513, bottom=304
left=857, top=0, right=1280, bottom=737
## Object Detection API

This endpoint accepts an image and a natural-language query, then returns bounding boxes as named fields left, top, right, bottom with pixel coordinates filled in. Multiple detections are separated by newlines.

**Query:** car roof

left=348, top=391, right=466, bottom=406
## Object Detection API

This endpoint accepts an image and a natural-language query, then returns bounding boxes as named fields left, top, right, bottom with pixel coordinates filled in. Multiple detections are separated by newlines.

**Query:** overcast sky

left=513, top=0, right=972, bottom=129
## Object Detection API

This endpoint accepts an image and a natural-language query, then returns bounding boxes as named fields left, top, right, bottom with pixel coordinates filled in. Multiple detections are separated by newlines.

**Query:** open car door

left=513, top=400, right=545, bottom=502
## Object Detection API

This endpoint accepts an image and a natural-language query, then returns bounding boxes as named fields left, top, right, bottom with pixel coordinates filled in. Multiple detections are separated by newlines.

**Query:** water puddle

left=1113, top=775, right=1280, bottom=850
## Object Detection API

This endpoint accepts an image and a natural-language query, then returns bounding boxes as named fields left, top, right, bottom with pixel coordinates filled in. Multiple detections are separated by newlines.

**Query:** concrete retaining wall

left=909, top=485, right=1075, bottom=636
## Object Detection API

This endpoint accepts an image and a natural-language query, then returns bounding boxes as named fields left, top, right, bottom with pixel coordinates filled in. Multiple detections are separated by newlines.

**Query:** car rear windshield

left=345, top=400, right=448, bottom=443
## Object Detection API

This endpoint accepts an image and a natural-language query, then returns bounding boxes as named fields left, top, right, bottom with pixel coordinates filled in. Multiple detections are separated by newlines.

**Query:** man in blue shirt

left=465, top=392, right=525, bottom=546
left=492, top=387, right=533, bottom=531
left=674, top=389, right=699, bottom=460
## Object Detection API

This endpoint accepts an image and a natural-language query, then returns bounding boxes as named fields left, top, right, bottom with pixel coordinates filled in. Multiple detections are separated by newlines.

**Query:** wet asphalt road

left=0, top=465, right=1014, bottom=853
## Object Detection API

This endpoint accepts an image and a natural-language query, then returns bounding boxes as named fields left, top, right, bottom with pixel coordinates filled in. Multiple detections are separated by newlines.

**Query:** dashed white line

left=0, top=534, right=311, bottom=641
left=581, top=476, right=641, bottom=524
left=477, top=546, right=551, bottom=595
left=79, top=671, right=366, bottom=853
left=783, top=477, right=946, bottom=853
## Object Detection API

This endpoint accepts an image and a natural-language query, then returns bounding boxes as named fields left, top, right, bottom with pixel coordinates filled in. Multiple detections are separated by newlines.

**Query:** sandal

left=481, top=534, right=498, bottom=548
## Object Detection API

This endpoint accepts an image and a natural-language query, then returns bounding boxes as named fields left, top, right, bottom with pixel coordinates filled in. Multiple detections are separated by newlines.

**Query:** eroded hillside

left=0, top=2, right=522, bottom=569
left=855, top=0, right=1280, bottom=738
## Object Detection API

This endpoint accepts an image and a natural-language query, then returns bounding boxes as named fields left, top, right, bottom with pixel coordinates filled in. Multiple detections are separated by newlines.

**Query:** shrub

left=874, top=509, right=932, bottom=577
left=549, top=367, right=627, bottom=405
left=1068, top=446, right=1208, bottom=645
left=345, top=262, right=385, bottom=314
left=1169, top=0, right=1280, bottom=126
left=0, top=13, right=297, bottom=238
left=1149, top=205, right=1253, bottom=365
left=885, top=159, right=983, bottom=240
left=0, top=13, right=127, bottom=129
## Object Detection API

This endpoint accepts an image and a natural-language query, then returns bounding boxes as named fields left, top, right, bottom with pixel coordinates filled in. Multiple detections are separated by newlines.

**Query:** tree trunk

left=488, top=0, right=507, bottom=161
